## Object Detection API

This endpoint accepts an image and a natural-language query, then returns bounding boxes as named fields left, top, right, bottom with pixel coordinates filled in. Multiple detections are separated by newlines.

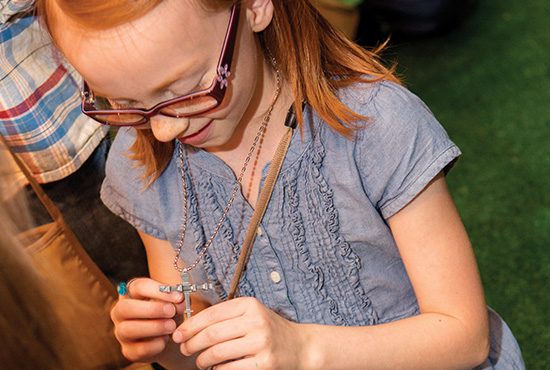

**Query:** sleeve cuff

left=380, top=145, right=461, bottom=219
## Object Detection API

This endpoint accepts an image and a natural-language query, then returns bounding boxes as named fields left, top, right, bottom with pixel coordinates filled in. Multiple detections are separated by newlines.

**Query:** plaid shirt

left=0, top=1, right=108, bottom=185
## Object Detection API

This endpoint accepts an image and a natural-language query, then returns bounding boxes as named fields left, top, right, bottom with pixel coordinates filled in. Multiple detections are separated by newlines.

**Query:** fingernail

left=163, top=304, right=175, bottom=316
left=173, top=292, right=184, bottom=302
left=173, top=330, right=183, bottom=343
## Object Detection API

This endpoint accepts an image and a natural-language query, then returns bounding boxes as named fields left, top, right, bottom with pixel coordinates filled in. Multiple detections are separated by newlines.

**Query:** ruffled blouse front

left=102, top=81, right=461, bottom=325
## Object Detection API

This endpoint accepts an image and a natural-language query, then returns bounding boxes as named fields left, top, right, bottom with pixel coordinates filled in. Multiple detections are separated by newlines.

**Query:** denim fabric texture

left=102, top=80, right=524, bottom=368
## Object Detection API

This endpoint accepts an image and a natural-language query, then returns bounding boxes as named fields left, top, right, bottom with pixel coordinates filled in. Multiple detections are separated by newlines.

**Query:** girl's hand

left=111, top=277, right=185, bottom=363
left=172, top=297, right=308, bottom=370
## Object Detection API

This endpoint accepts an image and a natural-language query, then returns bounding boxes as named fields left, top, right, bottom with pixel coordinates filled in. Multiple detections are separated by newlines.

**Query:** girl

left=37, top=0, right=524, bottom=369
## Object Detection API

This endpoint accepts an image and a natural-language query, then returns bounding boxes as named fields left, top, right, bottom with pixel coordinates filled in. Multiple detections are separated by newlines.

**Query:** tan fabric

left=0, top=144, right=27, bottom=201
left=3, top=135, right=131, bottom=369
left=19, top=220, right=130, bottom=369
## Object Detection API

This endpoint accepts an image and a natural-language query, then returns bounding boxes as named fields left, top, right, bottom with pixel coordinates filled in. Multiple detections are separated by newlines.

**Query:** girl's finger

left=176, top=297, right=255, bottom=341
left=116, top=319, right=177, bottom=342
left=176, top=315, right=246, bottom=355
left=123, top=277, right=184, bottom=303
left=194, top=336, right=256, bottom=370
left=121, top=336, right=170, bottom=363
left=112, top=299, right=178, bottom=322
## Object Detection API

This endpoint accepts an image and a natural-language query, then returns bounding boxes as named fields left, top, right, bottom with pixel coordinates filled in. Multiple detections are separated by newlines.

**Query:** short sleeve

left=354, top=81, right=461, bottom=219
left=100, top=128, right=169, bottom=240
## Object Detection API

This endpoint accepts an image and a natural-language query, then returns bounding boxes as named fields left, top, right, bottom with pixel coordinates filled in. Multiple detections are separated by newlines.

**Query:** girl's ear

left=245, top=0, right=274, bottom=32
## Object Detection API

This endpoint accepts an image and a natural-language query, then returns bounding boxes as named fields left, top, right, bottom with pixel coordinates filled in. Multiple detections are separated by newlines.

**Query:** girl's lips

left=178, top=120, right=213, bottom=146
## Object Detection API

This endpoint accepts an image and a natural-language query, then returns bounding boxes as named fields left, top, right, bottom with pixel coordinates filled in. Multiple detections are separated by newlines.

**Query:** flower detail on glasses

left=217, top=64, right=231, bottom=89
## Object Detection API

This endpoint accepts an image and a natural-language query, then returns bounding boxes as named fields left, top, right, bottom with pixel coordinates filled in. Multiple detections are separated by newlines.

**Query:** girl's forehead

left=53, top=0, right=222, bottom=46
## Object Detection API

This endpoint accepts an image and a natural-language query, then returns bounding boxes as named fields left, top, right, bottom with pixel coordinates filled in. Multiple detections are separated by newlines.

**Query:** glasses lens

left=91, top=113, right=146, bottom=126
left=160, top=95, right=218, bottom=117
left=85, top=96, right=145, bottom=126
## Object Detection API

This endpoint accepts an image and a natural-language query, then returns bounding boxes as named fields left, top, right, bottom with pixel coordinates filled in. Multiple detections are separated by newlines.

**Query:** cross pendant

left=159, top=270, right=214, bottom=319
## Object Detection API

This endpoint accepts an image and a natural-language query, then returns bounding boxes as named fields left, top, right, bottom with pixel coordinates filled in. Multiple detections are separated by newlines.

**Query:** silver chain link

left=173, top=64, right=282, bottom=273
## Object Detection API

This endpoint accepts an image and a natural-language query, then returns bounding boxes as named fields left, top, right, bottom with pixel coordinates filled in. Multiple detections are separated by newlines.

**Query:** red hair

left=37, top=0, right=399, bottom=182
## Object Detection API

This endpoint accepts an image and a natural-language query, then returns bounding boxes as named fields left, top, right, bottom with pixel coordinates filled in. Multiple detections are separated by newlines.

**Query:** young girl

left=37, top=0, right=524, bottom=369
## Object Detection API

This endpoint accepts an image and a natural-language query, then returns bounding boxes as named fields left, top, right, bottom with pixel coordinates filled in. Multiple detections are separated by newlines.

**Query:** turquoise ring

left=117, top=281, right=128, bottom=296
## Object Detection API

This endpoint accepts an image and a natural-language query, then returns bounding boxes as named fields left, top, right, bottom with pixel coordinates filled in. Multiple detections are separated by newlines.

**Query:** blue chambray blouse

left=102, top=81, right=524, bottom=369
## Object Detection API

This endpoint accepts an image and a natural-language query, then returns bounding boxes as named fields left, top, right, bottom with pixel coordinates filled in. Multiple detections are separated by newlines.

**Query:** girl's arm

left=112, top=231, right=209, bottom=370
left=174, top=172, right=490, bottom=370
left=300, top=172, right=490, bottom=369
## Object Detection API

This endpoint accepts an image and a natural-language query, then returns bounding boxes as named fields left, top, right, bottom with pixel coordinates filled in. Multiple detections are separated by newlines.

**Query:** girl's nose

left=149, top=115, right=190, bottom=142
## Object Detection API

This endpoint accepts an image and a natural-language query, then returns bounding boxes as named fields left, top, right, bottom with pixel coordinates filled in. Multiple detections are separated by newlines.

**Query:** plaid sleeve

left=0, top=11, right=108, bottom=183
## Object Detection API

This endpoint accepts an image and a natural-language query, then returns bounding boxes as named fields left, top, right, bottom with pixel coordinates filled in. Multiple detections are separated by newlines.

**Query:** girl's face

left=53, top=1, right=274, bottom=147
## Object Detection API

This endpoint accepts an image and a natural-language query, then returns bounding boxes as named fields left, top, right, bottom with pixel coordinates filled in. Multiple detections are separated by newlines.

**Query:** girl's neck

left=208, top=54, right=292, bottom=152
left=207, top=58, right=294, bottom=208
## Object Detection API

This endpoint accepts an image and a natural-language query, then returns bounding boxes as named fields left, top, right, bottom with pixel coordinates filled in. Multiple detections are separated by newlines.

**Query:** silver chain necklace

left=172, top=67, right=282, bottom=274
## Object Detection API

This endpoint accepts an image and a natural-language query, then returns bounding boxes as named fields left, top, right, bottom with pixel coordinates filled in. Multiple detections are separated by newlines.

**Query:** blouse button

left=270, top=271, right=281, bottom=284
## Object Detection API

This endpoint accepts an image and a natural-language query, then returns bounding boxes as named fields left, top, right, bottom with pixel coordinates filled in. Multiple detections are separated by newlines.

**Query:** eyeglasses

left=80, top=3, right=240, bottom=127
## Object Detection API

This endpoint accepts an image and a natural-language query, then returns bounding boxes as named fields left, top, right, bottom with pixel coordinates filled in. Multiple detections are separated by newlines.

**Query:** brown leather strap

left=227, top=107, right=296, bottom=299
left=0, top=135, right=62, bottom=221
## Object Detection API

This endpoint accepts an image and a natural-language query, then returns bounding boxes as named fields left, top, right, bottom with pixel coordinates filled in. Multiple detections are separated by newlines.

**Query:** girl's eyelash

left=171, top=70, right=213, bottom=95
left=104, top=73, right=211, bottom=109
left=172, top=80, right=206, bottom=96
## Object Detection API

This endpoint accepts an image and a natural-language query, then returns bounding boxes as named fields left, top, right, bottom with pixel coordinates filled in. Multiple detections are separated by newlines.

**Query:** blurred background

left=313, top=0, right=549, bottom=368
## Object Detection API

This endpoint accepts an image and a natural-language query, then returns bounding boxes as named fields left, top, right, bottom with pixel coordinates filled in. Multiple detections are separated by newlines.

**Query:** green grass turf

left=384, top=1, right=550, bottom=368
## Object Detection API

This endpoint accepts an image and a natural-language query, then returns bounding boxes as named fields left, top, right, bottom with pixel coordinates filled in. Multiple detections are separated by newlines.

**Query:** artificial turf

left=384, top=1, right=550, bottom=368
